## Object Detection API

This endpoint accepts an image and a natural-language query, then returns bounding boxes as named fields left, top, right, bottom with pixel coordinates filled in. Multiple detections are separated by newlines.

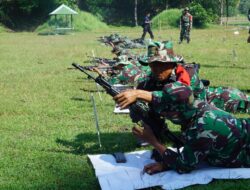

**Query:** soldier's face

left=149, top=62, right=174, bottom=81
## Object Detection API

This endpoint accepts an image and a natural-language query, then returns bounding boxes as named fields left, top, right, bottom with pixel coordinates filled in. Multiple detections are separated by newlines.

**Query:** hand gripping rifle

left=72, top=63, right=184, bottom=151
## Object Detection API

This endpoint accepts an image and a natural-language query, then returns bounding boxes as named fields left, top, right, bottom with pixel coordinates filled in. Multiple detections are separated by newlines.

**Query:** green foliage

left=152, top=9, right=181, bottom=29
left=193, top=0, right=240, bottom=18
left=189, top=2, right=210, bottom=28
left=0, top=0, right=244, bottom=30
left=74, top=10, right=109, bottom=31
left=0, top=24, right=8, bottom=33
left=239, top=0, right=250, bottom=15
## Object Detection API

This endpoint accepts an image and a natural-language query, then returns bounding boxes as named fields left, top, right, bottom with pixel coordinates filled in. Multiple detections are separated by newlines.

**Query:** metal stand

left=90, top=93, right=102, bottom=148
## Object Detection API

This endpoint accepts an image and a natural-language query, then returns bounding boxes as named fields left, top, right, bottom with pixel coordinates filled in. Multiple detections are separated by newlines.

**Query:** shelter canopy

left=49, top=4, right=78, bottom=15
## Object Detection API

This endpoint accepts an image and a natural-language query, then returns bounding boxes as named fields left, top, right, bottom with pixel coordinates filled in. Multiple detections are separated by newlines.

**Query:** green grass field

left=0, top=26, right=250, bottom=190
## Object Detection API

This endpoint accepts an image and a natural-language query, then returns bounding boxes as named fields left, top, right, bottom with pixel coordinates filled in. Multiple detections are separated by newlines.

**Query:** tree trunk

left=220, top=0, right=224, bottom=25
left=134, top=0, right=138, bottom=26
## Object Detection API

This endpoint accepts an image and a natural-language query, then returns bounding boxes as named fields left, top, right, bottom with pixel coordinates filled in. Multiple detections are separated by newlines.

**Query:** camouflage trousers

left=161, top=103, right=250, bottom=173
left=206, top=87, right=250, bottom=113
left=192, top=109, right=250, bottom=168
left=179, top=26, right=190, bottom=43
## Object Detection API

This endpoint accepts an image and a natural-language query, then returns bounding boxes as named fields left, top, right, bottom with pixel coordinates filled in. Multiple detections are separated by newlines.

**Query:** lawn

left=0, top=26, right=249, bottom=190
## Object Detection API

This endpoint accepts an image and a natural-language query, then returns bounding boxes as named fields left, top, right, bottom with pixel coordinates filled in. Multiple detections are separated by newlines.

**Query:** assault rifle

left=81, top=65, right=113, bottom=71
left=72, top=63, right=184, bottom=151
left=87, top=56, right=117, bottom=66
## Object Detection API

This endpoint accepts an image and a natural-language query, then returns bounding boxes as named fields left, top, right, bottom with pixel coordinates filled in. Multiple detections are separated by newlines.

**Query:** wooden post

left=71, top=14, right=73, bottom=29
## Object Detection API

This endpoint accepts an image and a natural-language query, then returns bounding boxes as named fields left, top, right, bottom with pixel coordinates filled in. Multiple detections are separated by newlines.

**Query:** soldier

left=114, top=43, right=250, bottom=174
left=111, top=46, right=137, bottom=60
left=206, top=86, right=250, bottom=113
left=107, top=55, right=145, bottom=86
left=141, top=13, right=154, bottom=41
left=179, top=7, right=193, bottom=44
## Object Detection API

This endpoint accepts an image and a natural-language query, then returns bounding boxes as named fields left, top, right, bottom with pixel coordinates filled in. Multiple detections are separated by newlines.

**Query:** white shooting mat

left=88, top=150, right=250, bottom=190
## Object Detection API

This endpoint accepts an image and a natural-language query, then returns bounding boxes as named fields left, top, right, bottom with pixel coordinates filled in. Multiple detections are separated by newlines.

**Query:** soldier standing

left=179, top=7, right=193, bottom=44
left=141, top=13, right=154, bottom=41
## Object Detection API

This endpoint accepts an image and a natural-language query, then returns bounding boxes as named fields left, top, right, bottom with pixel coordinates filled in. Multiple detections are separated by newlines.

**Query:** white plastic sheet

left=88, top=150, right=250, bottom=190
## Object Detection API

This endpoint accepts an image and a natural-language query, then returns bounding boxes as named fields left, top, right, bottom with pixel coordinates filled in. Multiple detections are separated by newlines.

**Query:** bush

left=189, top=3, right=210, bottom=28
left=151, top=9, right=181, bottom=29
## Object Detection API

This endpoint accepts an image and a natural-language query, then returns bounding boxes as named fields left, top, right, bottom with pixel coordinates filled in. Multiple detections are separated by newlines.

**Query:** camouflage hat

left=184, top=7, right=189, bottom=11
left=114, top=55, right=131, bottom=66
left=139, top=41, right=183, bottom=66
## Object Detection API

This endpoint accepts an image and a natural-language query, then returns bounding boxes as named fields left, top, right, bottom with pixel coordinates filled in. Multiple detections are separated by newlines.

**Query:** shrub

left=189, top=2, right=210, bottom=28
left=151, top=9, right=181, bottom=29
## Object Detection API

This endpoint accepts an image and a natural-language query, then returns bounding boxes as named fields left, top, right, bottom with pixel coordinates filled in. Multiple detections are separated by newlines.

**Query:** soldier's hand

left=93, top=67, right=106, bottom=77
left=113, top=89, right=138, bottom=109
left=114, top=89, right=152, bottom=109
left=143, top=162, right=164, bottom=175
left=132, top=123, right=158, bottom=145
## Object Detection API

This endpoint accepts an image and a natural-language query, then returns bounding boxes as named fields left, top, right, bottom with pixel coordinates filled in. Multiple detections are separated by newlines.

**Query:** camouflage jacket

left=130, top=60, right=151, bottom=75
left=181, top=63, right=207, bottom=102
left=108, top=64, right=145, bottom=85
left=137, top=69, right=250, bottom=173
left=206, top=86, right=250, bottom=113
left=180, top=13, right=192, bottom=28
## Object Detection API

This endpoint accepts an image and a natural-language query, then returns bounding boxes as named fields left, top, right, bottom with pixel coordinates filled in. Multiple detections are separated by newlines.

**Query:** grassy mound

left=35, top=10, right=108, bottom=34
left=0, top=24, right=9, bottom=33
left=152, top=9, right=181, bottom=29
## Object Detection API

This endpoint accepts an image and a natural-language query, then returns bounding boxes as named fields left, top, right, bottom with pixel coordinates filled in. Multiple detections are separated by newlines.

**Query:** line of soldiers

left=98, top=33, right=146, bottom=49
left=89, top=41, right=250, bottom=114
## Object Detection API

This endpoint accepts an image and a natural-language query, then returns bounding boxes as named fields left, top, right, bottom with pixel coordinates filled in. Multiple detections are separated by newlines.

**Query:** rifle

left=72, top=63, right=184, bottom=151
left=81, top=65, right=113, bottom=71
left=87, top=56, right=117, bottom=66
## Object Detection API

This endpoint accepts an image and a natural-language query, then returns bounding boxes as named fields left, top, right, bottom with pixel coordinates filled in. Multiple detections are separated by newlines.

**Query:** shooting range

left=0, top=1, right=249, bottom=190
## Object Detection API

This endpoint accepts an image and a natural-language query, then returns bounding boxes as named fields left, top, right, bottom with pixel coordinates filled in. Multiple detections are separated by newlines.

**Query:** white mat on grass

left=88, top=150, right=250, bottom=190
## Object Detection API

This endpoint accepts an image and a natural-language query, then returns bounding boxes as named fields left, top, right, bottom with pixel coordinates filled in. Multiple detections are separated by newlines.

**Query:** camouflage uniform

left=112, top=47, right=138, bottom=61
left=181, top=63, right=207, bottom=101
left=108, top=56, right=145, bottom=86
left=179, top=8, right=193, bottom=44
left=206, top=87, right=250, bottom=113
left=137, top=42, right=250, bottom=173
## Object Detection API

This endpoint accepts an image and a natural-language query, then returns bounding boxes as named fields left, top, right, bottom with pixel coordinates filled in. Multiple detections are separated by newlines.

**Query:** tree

left=134, top=0, right=138, bottom=26
left=219, top=0, right=224, bottom=25
left=239, top=0, right=250, bottom=15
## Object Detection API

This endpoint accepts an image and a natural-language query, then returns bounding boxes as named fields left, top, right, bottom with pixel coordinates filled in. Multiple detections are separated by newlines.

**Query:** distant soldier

left=179, top=7, right=193, bottom=44
left=141, top=13, right=154, bottom=41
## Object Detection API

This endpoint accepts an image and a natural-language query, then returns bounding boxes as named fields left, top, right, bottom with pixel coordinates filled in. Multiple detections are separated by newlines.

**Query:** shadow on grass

left=56, top=132, right=137, bottom=155
left=56, top=130, right=182, bottom=156
left=80, top=88, right=105, bottom=93
left=70, top=97, right=86, bottom=101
